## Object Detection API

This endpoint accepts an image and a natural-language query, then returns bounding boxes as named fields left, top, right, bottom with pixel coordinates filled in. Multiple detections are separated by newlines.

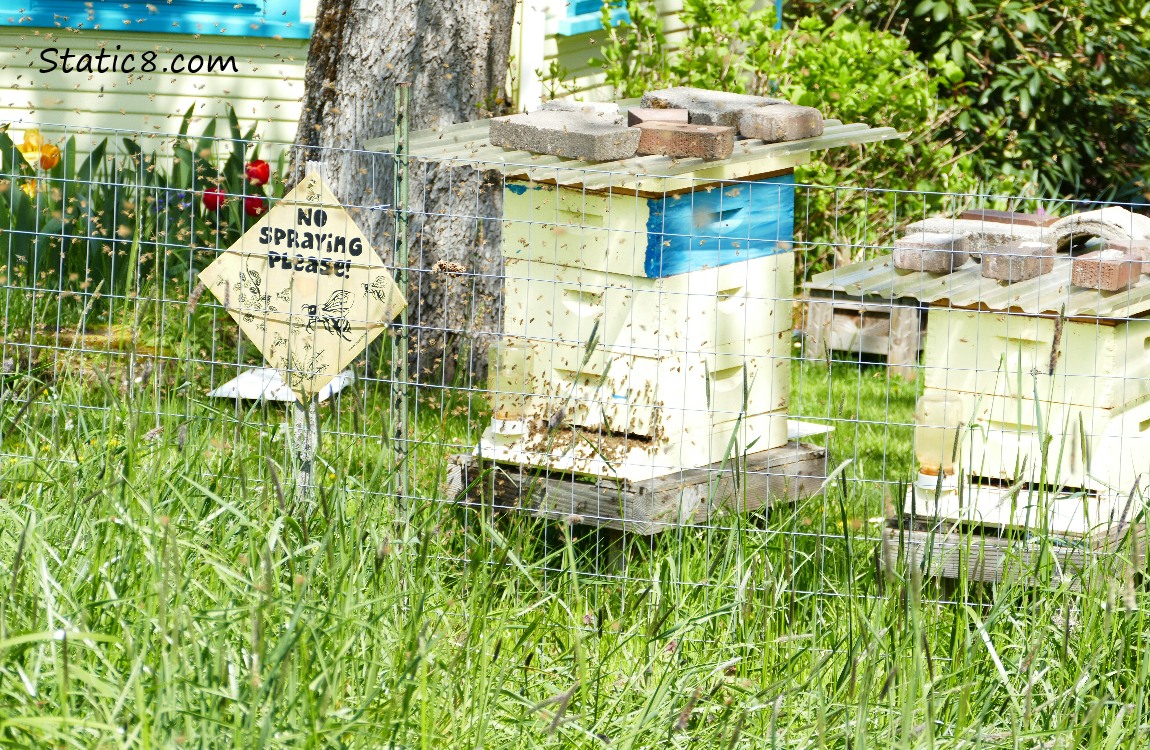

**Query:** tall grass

left=2, top=347, right=1148, bottom=748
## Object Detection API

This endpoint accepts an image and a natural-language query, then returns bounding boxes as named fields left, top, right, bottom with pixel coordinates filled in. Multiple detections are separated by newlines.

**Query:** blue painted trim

left=0, top=0, right=312, bottom=38
left=644, top=174, right=796, bottom=278
left=556, top=6, right=631, bottom=36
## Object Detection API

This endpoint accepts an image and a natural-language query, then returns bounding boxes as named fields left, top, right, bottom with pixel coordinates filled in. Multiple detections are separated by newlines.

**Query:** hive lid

left=806, top=255, right=1150, bottom=319
left=365, top=116, right=902, bottom=196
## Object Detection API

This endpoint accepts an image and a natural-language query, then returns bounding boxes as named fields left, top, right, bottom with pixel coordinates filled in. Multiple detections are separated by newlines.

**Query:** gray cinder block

left=640, top=87, right=786, bottom=127
left=737, top=104, right=824, bottom=143
left=539, top=100, right=625, bottom=126
left=627, top=107, right=689, bottom=126
left=489, top=110, right=641, bottom=161
left=892, top=233, right=968, bottom=273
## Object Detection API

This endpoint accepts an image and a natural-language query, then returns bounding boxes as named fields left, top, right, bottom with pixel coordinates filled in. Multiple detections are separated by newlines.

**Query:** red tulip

left=245, top=159, right=270, bottom=186
left=202, top=186, right=227, bottom=211
left=244, top=194, right=268, bottom=217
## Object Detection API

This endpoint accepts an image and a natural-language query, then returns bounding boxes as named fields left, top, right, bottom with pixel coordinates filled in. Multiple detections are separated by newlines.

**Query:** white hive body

left=910, top=307, right=1150, bottom=535
left=482, top=178, right=797, bottom=482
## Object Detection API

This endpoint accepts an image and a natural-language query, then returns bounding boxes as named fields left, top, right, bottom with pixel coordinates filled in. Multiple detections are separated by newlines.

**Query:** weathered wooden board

left=803, top=294, right=925, bottom=380
left=882, top=517, right=1146, bottom=586
left=445, top=441, right=828, bottom=534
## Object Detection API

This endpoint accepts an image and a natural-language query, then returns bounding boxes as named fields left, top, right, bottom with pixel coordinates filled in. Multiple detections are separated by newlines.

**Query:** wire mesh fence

left=3, top=120, right=1147, bottom=585
left=2, top=117, right=1149, bottom=744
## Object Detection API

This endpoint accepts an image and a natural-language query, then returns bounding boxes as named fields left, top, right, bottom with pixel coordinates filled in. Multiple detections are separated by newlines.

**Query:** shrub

left=791, top=0, right=1150, bottom=201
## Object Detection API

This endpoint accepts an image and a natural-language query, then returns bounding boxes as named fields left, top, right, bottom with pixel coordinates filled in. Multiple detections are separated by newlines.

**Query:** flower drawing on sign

left=268, top=332, right=289, bottom=357
left=237, top=267, right=271, bottom=310
left=286, top=347, right=327, bottom=389
left=303, top=289, right=354, bottom=341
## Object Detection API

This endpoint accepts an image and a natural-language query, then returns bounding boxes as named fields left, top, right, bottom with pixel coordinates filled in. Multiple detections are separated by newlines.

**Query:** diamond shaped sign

left=199, top=173, right=405, bottom=401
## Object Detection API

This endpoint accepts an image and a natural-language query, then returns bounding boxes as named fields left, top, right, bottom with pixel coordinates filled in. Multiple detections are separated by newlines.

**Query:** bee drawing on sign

left=362, top=276, right=395, bottom=306
left=303, top=289, right=354, bottom=341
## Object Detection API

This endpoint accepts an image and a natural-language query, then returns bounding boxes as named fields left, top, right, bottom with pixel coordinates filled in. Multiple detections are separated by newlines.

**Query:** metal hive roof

left=365, top=116, right=903, bottom=196
left=806, top=255, right=1150, bottom=320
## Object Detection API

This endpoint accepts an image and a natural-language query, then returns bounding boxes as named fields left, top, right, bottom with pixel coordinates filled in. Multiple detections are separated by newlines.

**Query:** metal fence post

left=392, top=82, right=412, bottom=503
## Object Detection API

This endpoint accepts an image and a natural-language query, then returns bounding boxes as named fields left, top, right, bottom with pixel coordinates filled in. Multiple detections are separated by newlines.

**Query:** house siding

left=512, top=0, right=686, bottom=109
left=0, top=0, right=686, bottom=145
left=0, top=26, right=309, bottom=141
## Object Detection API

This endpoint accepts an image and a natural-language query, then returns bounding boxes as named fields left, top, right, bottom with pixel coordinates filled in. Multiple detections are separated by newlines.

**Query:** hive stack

left=480, top=175, right=797, bottom=483
left=904, top=208, right=1150, bottom=534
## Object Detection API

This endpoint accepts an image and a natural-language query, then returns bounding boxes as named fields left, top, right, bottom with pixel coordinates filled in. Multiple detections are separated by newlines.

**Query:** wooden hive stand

left=803, top=293, right=925, bottom=380
left=446, top=440, right=828, bottom=535
left=882, top=513, right=1147, bottom=588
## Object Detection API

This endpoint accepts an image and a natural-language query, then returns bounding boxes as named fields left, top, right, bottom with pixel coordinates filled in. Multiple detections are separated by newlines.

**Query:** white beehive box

left=484, top=173, right=798, bottom=481
left=911, top=306, right=1150, bottom=535
left=503, top=252, right=793, bottom=355
left=365, top=112, right=903, bottom=516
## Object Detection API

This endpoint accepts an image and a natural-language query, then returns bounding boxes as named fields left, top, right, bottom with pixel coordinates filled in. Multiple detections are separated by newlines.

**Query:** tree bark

left=293, top=0, right=514, bottom=385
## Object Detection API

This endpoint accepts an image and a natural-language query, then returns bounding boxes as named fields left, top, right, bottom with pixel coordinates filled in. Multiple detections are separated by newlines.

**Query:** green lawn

left=1, top=346, right=1148, bottom=748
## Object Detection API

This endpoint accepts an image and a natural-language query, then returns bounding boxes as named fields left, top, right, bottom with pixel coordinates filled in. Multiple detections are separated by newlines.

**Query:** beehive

left=909, top=286, right=1150, bottom=535
left=369, top=114, right=904, bottom=486
left=483, top=176, right=796, bottom=482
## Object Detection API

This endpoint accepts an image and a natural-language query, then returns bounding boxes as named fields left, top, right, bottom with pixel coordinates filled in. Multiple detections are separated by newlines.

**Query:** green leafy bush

left=791, top=0, right=1150, bottom=200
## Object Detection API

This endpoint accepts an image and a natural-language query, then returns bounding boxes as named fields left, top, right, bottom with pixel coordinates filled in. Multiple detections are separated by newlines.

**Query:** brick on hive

left=1072, top=249, right=1140, bottom=291
left=892, top=232, right=968, bottom=273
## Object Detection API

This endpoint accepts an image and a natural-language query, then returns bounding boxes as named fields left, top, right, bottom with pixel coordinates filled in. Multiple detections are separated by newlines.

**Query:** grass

left=2, top=335, right=1149, bottom=749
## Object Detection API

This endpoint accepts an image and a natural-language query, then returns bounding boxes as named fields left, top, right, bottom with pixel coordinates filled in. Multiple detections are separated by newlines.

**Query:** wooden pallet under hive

left=447, top=441, right=828, bottom=535
left=803, top=293, right=924, bottom=379
left=882, top=514, right=1147, bottom=586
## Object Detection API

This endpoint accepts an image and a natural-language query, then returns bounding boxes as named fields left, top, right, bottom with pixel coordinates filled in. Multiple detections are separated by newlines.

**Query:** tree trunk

left=292, top=0, right=514, bottom=386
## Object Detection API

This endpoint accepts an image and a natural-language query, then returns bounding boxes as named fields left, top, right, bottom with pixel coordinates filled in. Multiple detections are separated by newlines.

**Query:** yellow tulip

left=40, top=143, right=60, bottom=170
left=19, top=181, right=34, bottom=198
left=17, top=128, right=60, bottom=170
left=22, top=129, right=42, bottom=151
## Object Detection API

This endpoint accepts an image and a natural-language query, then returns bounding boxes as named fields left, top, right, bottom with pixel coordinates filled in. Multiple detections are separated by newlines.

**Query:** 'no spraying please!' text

left=260, top=208, right=363, bottom=279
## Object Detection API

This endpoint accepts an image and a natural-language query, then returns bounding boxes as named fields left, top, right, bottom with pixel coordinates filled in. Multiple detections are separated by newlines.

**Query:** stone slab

left=1072, top=249, right=1140, bottom=291
left=489, top=111, right=641, bottom=161
left=640, top=87, right=787, bottom=127
left=959, top=209, right=1058, bottom=228
left=539, top=99, right=625, bottom=126
left=892, top=232, right=968, bottom=274
left=738, top=104, right=824, bottom=143
left=627, top=107, right=689, bottom=126
left=634, top=121, right=735, bottom=160
left=981, top=240, right=1055, bottom=282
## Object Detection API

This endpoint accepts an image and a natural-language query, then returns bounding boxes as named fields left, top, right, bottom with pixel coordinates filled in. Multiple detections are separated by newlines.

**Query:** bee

left=303, top=289, right=353, bottom=341
left=362, top=276, right=394, bottom=306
